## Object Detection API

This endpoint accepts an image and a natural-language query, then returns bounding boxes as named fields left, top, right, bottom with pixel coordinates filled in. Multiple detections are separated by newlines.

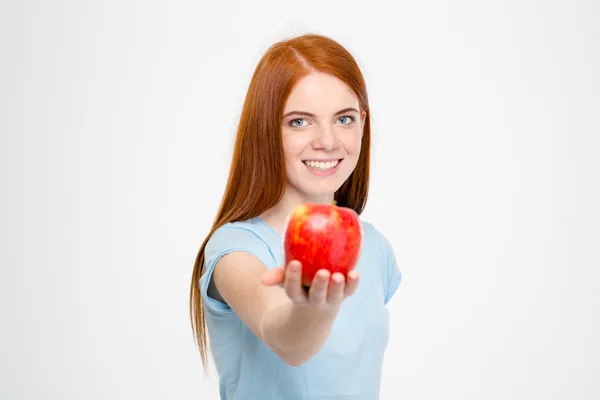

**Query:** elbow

left=260, top=322, right=307, bottom=367
left=270, top=345, right=311, bottom=367
left=269, top=346, right=302, bottom=367
left=282, top=355, right=308, bottom=367
left=281, top=354, right=309, bottom=367
left=277, top=346, right=315, bottom=367
left=259, top=312, right=319, bottom=367
left=263, top=335, right=321, bottom=367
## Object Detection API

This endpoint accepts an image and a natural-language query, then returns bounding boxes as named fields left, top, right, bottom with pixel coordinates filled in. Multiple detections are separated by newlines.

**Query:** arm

left=212, top=252, right=358, bottom=366
left=260, top=299, right=340, bottom=366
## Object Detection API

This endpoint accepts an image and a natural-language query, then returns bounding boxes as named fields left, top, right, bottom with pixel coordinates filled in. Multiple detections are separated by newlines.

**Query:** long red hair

left=190, top=33, right=372, bottom=371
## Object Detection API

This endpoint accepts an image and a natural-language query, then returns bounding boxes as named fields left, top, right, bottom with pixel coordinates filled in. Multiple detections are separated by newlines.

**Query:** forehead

left=283, top=72, right=359, bottom=114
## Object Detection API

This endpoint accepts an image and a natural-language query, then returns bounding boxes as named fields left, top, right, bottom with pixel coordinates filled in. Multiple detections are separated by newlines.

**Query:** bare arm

left=212, top=253, right=359, bottom=366
left=259, top=300, right=339, bottom=366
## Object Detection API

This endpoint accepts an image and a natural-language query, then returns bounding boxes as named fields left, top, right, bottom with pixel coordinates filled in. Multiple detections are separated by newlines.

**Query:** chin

left=299, top=182, right=344, bottom=199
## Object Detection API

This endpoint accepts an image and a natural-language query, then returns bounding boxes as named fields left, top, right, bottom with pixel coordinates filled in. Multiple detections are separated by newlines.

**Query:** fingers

left=261, top=267, right=285, bottom=286
left=308, top=269, right=331, bottom=307
left=271, top=262, right=361, bottom=308
left=326, top=272, right=345, bottom=304
left=284, top=261, right=306, bottom=303
left=344, top=270, right=360, bottom=297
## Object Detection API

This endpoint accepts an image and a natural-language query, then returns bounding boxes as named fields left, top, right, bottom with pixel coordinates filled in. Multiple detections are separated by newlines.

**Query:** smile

left=303, top=159, right=341, bottom=171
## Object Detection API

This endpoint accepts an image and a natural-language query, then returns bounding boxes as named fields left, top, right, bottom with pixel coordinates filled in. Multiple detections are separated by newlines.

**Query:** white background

left=1, top=0, right=599, bottom=399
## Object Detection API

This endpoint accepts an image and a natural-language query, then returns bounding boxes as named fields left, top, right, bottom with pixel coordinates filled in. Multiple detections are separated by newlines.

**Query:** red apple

left=283, top=202, right=363, bottom=287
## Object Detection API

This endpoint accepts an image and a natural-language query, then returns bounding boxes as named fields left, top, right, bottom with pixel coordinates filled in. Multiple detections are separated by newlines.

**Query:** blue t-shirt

left=199, top=216, right=402, bottom=400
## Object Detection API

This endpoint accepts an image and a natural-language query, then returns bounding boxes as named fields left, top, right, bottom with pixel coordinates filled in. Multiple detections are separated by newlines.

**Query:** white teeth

left=304, top=160, right=339, bottom=171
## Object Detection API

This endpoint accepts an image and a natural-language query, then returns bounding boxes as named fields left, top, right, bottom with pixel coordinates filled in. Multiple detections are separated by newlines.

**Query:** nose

left=312, top=125, right=338, bottom=151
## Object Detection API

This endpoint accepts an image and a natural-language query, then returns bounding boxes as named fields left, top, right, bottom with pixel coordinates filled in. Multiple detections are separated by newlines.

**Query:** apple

left=283, top=202, right=363, bottom=287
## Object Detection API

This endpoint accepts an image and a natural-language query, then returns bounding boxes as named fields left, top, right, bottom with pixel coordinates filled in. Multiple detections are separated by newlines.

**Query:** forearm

left=260, top=301, right=340, bottom=366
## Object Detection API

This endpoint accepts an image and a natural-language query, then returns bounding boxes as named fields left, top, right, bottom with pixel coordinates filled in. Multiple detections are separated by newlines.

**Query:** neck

left=259, top=186, right=334, bottom=236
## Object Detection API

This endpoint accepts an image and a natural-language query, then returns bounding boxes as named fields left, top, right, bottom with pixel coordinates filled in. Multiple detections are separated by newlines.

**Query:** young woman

left=190, top=33, right=402, bottom=400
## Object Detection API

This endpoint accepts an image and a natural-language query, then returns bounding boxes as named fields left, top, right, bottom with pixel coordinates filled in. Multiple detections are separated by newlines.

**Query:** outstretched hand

left=261, top=260, right=359, bottom=309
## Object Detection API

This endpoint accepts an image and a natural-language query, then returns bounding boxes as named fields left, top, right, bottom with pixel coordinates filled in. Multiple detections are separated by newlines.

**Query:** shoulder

left=204, top=217, right=278, bottom=269
left=208, top=218, right=266, bottom=245
left=200, top=217, right=279, bottom=312
left=359, top=219, right=393, bottom=252
left=359, top=218, right=402, bottom=304
left=359, top=219, right=397, bottom=271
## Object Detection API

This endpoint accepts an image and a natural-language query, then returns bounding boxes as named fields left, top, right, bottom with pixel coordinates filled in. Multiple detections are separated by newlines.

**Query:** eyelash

left=289, top=115, right=356, bottom=127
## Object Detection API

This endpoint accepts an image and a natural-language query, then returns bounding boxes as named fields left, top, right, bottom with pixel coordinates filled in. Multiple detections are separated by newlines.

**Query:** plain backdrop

left=1, top=0, right=599, bottom=399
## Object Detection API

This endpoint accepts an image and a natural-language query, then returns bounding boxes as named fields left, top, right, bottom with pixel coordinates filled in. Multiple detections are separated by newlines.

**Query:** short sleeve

left=380, top=233, right=402, bottom=305
left=199, top=225, right=276, bottom=315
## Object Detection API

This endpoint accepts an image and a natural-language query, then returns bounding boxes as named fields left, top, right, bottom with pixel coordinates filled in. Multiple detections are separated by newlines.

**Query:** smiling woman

left=190, top=33, right=402, bottom=400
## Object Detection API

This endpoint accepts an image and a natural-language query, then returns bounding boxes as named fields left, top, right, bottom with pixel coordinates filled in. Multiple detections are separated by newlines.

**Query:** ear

left=360, top=110, right=367, bottom=136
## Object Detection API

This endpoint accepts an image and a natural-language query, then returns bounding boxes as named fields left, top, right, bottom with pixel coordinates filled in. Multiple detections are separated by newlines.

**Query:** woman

left=190, top=33, right=402, bottom=399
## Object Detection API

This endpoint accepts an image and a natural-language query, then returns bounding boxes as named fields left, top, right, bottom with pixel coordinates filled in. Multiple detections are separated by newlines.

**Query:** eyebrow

left=282, top=107, right=359, bottom=119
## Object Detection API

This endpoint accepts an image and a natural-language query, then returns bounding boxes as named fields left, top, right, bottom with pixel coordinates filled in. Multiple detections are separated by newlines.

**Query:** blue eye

left=337, top=115, right=356, bottom=125
left=290, top=118, right=307, bottom=127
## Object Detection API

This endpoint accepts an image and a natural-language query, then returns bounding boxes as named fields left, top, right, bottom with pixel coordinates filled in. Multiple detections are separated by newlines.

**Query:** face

left=281, top=72, right=366, bottom=203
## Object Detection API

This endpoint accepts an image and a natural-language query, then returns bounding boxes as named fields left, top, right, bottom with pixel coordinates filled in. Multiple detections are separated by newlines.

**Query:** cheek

left=282, top=136, right=303, bottom=165
left=343, top=131, right=362, bottom=156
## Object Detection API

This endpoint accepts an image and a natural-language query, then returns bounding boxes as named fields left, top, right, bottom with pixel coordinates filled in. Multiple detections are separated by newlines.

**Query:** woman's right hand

left=261, top=260, right=360, bottom=309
